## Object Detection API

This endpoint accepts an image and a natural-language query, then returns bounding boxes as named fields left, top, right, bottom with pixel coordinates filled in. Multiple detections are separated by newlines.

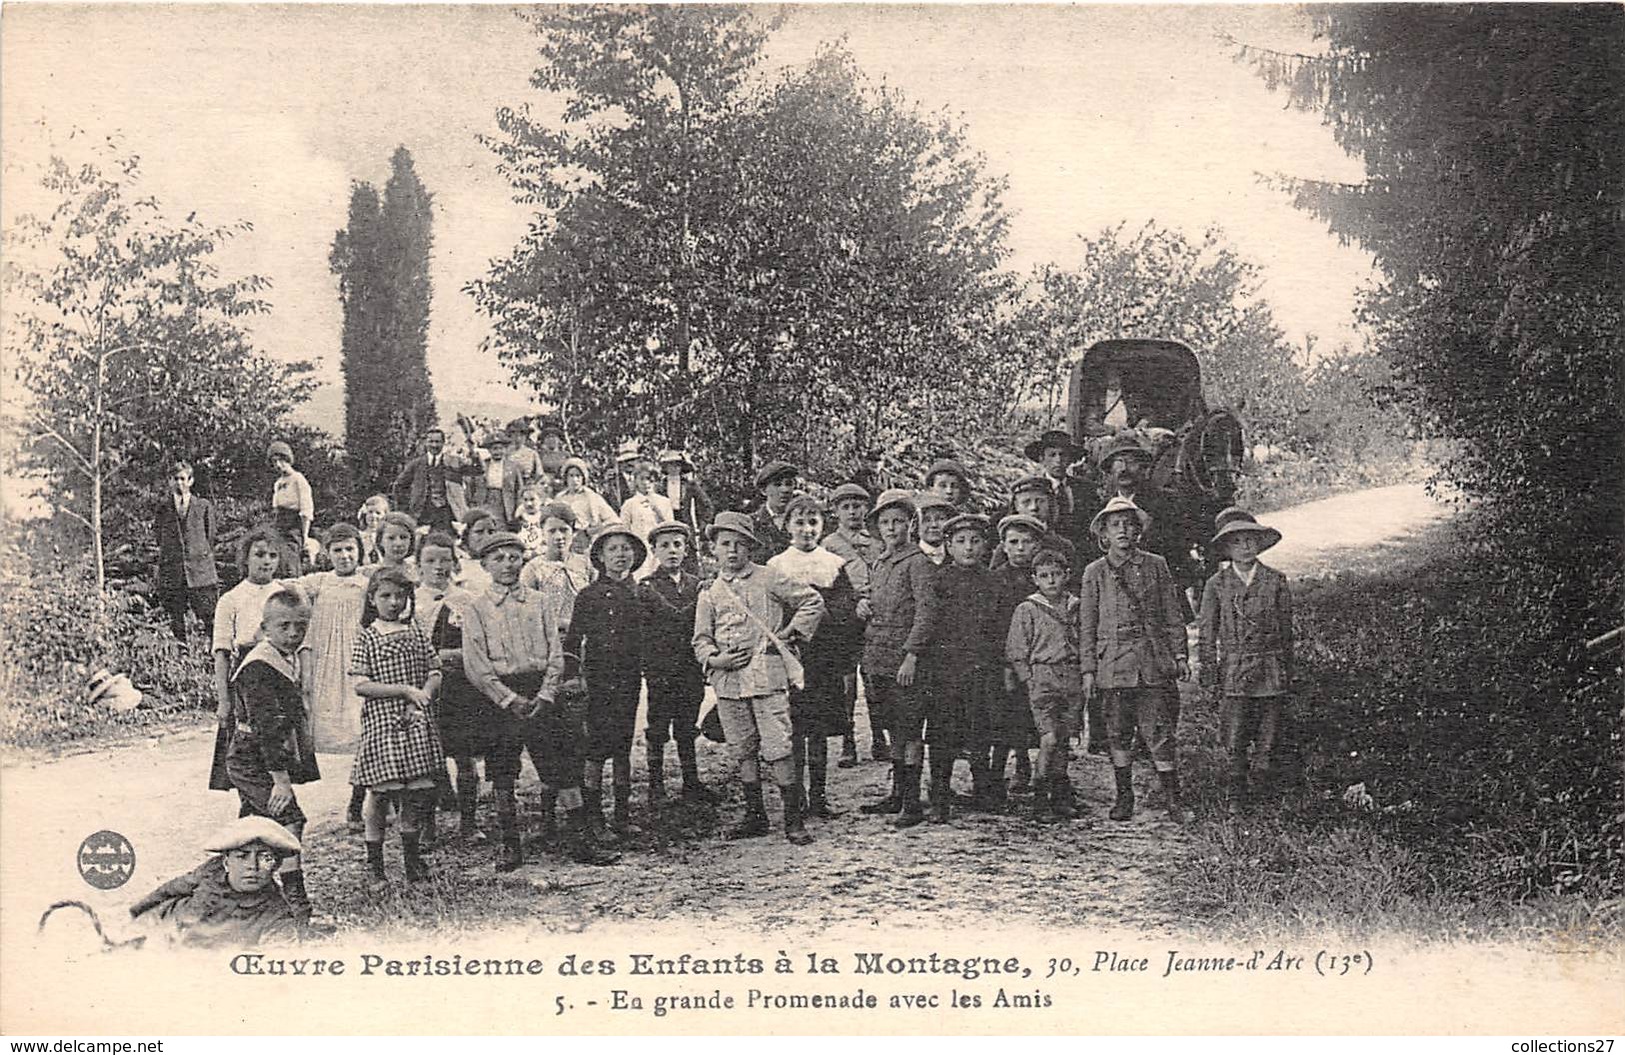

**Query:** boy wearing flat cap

left=1198, top=510, right=1294, bottom=812
left=693, top=511, right=825, bottom=845
left=567, top=524, right=648, bottom=838
left=821, top=482, right=881, bottom=766
left=1081, top=497, right=1191, bottom=823
left=924, top=458, right=974, bottom=512
left=986, top=514, right=1044, bottom=801
left=750, top=460, right=800, bottom=563
left=461, top=530, right=615, bottom=869
left=992, top=476, right=1079, bottom=583
left=920, top=513, right=1000, bottom=820
left=638, top=520, right=712, bottom=808
left=858, top=489, right=941, bottom=827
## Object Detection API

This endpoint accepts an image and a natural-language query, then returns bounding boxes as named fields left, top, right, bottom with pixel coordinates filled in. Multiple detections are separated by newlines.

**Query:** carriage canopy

left=1066, top=339, right=1210, bottom=440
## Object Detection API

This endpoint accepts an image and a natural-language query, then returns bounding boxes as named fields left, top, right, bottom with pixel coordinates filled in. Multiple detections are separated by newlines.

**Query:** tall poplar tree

left=330, top=147, right=437, bottom=500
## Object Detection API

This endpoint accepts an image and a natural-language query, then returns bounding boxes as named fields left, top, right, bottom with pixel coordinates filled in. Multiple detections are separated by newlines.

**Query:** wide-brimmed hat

left=924, top=458, right=971, bottom=485
left=1095, top=436, right=1154, bottom=471
left=913, top=492, right=957, bottom=520
left=266, top=440, right=293, bottom=463
left=942, top=513, right=992, bottom=541
left=203, top=816, right=301, bottom=857
left=476, top=530, right=527, bottom=558
left=1010, top=474, right=1055, bottom=499
left=828, top=482, right=872, bottom=507
left=537, top=419, right=566, bottom=441
left=559, top=456, right=593, bottom=481
left=615, top=440, right=642, bottom=463
left=705, top=510, right=762, bottom=547
left=1024, top=429, right=1079, bottom=464
left=588, top=523, right=648, bottom=569
left=754, top=460, right=798, bottom=489
left=1213, top=506, right=1253, bottom=532
left=647, top=520, right=696, bottom=548
left=997, top=513, right=1048, bottom=540
left=506, top=416, right=533, bottom=435
left=865, top=488, right=917, bottom=534
left=1211, top=510, right=1282, bottom=551
left=656, top=448, right=694, bottom=472
left=1089, top=496, right=1152, bottom=537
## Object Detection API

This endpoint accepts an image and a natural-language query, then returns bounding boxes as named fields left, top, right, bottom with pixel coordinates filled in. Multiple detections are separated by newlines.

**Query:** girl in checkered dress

left=350, top=565, right=444, bottom=884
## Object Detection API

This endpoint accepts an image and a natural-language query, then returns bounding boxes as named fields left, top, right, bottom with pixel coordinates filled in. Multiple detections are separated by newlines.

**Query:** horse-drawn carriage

left=1065, top=338, right=1244, bottom=596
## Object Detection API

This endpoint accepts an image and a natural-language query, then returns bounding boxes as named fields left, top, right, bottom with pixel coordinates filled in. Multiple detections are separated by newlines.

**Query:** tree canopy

left=469, top=7, right=1020, bottom=494
left=1237, top=6, right=1623, bottom=558
left=4, top=143, right=318, bottom=589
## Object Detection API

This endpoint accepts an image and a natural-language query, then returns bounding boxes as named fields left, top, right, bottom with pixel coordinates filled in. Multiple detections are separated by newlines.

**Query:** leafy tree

left=330, top=147, right=437, bottom=500
left=470, top=9, right=1018, bottom=490
left=1235, top=6, right=1623, bottom=572
left=1236, top=6, right=1624, bottom=894
left=1015, top=222, right=1308, bottom=444
left=4, top=144, right=318, bottom=591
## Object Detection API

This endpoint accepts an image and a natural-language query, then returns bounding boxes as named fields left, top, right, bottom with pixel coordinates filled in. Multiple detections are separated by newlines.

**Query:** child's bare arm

left=212, top=650, right=233, bottom=719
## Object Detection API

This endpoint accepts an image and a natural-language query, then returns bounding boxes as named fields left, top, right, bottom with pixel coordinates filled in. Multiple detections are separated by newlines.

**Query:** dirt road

left=2, top=482, right=1452, bottom=948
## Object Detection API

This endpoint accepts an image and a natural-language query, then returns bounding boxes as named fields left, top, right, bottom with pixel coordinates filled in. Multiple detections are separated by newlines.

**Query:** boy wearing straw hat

left=693, top=511, right=825, bottom=844
left=1197, top=510, right=1294, bottom=812
left=638, top=520, right=712, bottom=808
left=1081, top=496, right=1191, bottom=823
left=568, top=523, right=649, bottom=837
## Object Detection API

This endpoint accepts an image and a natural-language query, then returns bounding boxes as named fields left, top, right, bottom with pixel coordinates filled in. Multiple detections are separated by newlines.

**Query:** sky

left=1, top=3, right=1376, bottom=434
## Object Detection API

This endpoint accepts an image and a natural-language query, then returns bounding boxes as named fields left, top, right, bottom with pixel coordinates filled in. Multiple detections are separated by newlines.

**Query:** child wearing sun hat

left=1197, top=509, right=1293, bottom=813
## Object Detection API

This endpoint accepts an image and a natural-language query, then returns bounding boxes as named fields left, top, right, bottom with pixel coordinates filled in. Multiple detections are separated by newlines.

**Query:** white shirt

left=1230, top=562, right=1257, bottom=588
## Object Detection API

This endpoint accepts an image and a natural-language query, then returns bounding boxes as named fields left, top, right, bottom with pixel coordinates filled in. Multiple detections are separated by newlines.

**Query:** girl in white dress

left=295, top=522, right=371, bottom=830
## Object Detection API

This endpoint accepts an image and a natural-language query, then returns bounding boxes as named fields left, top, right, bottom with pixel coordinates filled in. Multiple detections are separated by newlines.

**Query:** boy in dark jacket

left=638, top=520, right=712, bottom=809
left=567, top=524, right=647, bottom=838
left=988, top=514, right=1045, bottom=801
left=219, top=589, right=321, bottom=926
left=921, top=513, right=1000, bottom=821
left=857, top=489, right=940, bottom=828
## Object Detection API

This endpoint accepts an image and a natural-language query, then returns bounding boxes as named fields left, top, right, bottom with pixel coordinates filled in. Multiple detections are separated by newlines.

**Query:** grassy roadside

left=1168, top=519, right=1624, bottom=944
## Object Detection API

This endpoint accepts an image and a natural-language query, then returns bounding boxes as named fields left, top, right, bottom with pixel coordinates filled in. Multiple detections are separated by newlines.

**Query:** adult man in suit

left=393, top=428, right=460, bottom=533
left=154, top=459, right=219, bottom=640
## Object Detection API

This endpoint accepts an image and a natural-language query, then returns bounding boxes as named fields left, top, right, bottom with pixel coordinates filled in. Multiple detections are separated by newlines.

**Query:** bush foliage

left=0, top=537, right=214, bottom=748
left=1175, top=521, right=1623, bottom=936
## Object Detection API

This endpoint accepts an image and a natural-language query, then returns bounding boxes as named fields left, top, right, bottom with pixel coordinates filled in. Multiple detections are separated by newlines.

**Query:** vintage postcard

left=2, top=2, right=1620, bottom=1038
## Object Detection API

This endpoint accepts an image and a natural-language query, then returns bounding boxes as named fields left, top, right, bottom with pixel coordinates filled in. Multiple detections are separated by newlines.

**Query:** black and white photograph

left=1, top=1, right=1620, bottom=1038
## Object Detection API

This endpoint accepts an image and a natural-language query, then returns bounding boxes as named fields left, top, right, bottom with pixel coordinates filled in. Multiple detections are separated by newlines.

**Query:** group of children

left=199, top=430, right=1296, bottom=927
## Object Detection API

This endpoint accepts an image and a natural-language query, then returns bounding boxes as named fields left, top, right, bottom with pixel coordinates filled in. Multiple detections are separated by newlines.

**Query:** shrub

left=0, top=538, right=214, bottom=748
left=1173, top=518, right=1623, bottom=938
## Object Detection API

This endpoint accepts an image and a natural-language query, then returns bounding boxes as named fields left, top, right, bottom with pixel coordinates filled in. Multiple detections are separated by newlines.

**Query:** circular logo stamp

left=77, top=830, right=136, bottom=890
